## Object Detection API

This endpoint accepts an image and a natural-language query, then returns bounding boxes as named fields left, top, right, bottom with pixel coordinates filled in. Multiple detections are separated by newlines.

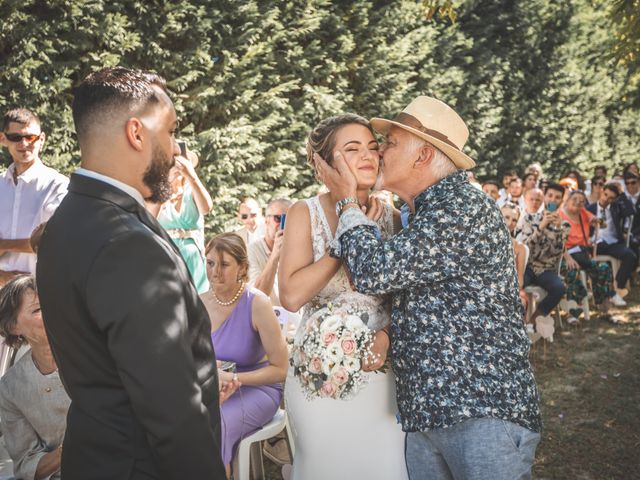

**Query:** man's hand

left=565, top=255, right=579, bottom=271
left=270, top=231, right=284, bottom=262
left=0, top=270, right=27, bottom=287
left=540, top=210, right=561, bottom=230
left=362, top=330, right=390, bottom=372
left=313, top=151, right=358, bottom=203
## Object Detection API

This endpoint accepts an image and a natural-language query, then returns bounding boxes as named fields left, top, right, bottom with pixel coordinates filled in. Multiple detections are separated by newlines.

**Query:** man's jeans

left=405, top=417, right=540, bottom=480
left=596, top=241, right=638, bottom=289
left=523, top=267, right=565, bottom=316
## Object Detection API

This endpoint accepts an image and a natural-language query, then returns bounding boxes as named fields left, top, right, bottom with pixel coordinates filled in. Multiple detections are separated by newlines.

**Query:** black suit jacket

left=36, top=174, right=226, bottom=480
left=586, top=197, right=634, bottom=243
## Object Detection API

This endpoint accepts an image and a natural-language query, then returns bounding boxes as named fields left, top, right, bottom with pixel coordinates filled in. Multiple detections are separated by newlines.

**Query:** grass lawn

left=264, top=293, right=640, bottom=479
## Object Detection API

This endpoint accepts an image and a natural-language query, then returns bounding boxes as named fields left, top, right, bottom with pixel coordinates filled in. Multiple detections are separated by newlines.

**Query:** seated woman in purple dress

left=200, top=232, right=288, bottom=478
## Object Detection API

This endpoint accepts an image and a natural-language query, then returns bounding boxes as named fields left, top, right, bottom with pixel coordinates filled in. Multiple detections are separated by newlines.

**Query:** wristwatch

left=335, top=197, right=359, bottom=217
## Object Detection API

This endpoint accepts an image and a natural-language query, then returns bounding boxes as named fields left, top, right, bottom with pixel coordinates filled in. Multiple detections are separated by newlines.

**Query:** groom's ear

left=413, top=143, right=435, bottom=169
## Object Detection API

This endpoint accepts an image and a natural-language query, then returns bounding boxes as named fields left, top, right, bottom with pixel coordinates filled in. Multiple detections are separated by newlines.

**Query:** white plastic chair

left=579, top=271, right=590, bottom=321
left=232, top=408, right=294, bottom=480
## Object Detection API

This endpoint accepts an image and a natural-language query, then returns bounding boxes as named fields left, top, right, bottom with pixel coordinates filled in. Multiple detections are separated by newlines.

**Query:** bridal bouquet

left=290, top=305, right=374, bottom=400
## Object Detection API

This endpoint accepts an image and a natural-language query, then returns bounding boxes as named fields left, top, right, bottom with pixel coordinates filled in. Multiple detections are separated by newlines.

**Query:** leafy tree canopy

left=1, top=0, right=637, bottom=231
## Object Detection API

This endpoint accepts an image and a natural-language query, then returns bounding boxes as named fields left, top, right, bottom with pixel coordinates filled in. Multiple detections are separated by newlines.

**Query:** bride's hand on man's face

left=314, top=151, right=358, bottom=202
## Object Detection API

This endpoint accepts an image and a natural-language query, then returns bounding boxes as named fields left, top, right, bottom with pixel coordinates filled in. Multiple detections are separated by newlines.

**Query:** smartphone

left=176, top=140, right=187, bottom=157
left=219, top=360, right=237, bottom=373
left=279, top=213, right=287, bottom=230
left=546, top=202, right=558, bottom=213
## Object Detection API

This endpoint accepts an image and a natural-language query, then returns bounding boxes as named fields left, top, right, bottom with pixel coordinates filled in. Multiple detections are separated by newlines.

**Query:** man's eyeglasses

left=267, top=214, right=284, bottom=223
left=593, top=181, right=604, bottom=187
left=4, top=132, right=41, bottom=144
left=240, top=213, right=259, bottom=220
left=625, top=180, right=638, bottom=186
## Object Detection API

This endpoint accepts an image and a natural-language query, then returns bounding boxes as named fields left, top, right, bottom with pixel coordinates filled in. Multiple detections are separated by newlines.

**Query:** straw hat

left=370, top=96, right=475, bottom=169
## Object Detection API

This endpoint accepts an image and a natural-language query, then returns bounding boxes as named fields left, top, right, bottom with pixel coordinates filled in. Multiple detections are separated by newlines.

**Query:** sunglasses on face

left=240, top=213, right=258, bottom=220
left=593, top=182, right=604, bottom=187
left=625, top=181, right=637, bottom=186
left=267, top=214, right=284, bottom=223
left=4, top=132, right=41, bottom=144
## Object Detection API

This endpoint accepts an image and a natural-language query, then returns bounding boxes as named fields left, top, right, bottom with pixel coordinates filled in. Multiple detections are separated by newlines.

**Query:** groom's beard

left=373, top=158, right=385, bottom=191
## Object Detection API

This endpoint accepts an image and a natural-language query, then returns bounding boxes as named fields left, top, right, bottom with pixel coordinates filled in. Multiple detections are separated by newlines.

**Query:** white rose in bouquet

left=343, top=356, right=361, bottom=374
left=344, top=314, right=366, bottom=330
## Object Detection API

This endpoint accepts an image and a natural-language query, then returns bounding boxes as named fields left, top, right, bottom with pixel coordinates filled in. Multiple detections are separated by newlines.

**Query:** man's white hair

left=406, top=134, right=458, bottom=179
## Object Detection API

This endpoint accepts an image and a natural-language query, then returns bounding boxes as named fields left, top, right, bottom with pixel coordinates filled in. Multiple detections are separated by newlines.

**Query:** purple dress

left=211, top=287, right=283, bottom=465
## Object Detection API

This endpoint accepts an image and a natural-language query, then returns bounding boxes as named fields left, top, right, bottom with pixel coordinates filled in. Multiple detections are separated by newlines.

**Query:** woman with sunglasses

left=559, top=190, right=623, bottom=324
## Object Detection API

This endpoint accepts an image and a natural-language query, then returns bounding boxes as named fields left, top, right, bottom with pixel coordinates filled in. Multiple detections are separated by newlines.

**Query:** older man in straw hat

left=315, top=96, right=541, bottom=479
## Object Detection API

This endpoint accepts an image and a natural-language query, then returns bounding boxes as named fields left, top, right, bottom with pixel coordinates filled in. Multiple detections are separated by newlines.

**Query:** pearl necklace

left=212, top=282, right=245, bottom=306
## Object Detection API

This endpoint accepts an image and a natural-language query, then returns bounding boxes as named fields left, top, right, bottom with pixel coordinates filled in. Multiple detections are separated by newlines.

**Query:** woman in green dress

left=156, top=148, right=213, bottom=293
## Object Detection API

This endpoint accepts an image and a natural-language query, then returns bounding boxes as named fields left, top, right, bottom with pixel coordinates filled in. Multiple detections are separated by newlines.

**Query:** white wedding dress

left=285, top=196, right=408, bottom=480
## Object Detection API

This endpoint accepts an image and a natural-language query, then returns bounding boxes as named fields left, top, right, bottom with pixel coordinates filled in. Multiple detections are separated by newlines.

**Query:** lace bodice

left=296, top=196, right=395, bottom=341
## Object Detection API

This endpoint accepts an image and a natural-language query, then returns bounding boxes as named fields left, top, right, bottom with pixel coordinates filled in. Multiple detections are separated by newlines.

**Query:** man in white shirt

left=234, top=197, right=264, bottom=247
left=0, top=108, right=68, bottom=285
left=587, top=183, right=637, bottom=294
left=248, top=198, right=291, bottom=306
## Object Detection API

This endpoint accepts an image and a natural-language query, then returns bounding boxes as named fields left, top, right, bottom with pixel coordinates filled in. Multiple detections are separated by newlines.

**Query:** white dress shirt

left=596, top=203, right=619, bottom=244
left=75, top=168, right=145, bottom=207
left=0, top=160, right=68, bottom=274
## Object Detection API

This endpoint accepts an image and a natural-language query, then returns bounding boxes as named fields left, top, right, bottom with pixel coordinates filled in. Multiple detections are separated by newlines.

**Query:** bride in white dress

left=279, top=114, right=408, bottom=480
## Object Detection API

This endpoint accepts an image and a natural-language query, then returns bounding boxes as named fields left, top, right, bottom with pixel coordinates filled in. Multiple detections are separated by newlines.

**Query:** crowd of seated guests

left=486, top=162, right=640, bottom=333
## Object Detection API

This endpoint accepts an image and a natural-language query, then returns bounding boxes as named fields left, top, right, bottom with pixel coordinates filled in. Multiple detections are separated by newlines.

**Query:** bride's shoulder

left=287, top=200, right=312, bottom=225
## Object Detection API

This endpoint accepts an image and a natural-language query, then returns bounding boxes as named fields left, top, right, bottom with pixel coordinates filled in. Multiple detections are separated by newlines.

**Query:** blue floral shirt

left=333, top=170, right=542, bottom=433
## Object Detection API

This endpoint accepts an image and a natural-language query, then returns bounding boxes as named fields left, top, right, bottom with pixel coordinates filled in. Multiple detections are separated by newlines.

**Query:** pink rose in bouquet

left=330, top=367, right=349, bottom=386
left=320, top=381, right=337, bottom=398
left=308, top=356, right=323, bottom=374
left=341, top=336, right=357, bottom=356
left=321, top=330, right=338, bottom=346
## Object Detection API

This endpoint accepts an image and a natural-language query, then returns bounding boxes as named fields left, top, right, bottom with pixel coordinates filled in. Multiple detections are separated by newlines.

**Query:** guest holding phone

left=247, top=199, right=292, bottom=306
left=516, top=183, right=570, bottom=329
left=200, top=233, right=288, bottom=479
left=151, top=142, right=213, bottom=294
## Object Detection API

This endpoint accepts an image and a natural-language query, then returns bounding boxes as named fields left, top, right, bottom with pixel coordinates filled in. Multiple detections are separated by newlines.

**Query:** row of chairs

left=524, top=246, right=623, bottom=343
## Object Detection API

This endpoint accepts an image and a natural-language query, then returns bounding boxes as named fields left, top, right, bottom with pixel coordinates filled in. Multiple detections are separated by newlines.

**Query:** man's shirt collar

left=414, top=169, right=468, bottom=211
left=75, top=168, right=146, bottom=207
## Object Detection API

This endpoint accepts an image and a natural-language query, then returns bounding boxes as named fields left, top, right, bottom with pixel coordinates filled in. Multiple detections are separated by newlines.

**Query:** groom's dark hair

left=72, top=66, right=167, bottom=145
left=306, top=114, right=375, bottom=172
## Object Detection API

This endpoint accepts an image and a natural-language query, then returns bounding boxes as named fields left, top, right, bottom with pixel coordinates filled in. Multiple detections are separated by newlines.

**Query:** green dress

left=158, top=185, right=210, bottom=294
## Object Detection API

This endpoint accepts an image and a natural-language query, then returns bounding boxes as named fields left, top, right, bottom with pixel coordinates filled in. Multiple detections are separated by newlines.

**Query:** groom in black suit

left=36, top=67, right=226, bottom=479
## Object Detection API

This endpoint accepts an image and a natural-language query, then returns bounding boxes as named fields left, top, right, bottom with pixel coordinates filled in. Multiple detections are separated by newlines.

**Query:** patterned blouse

left=332, top=170, right=542, bottom=433
left=516, top=212, right=570, bottom=274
